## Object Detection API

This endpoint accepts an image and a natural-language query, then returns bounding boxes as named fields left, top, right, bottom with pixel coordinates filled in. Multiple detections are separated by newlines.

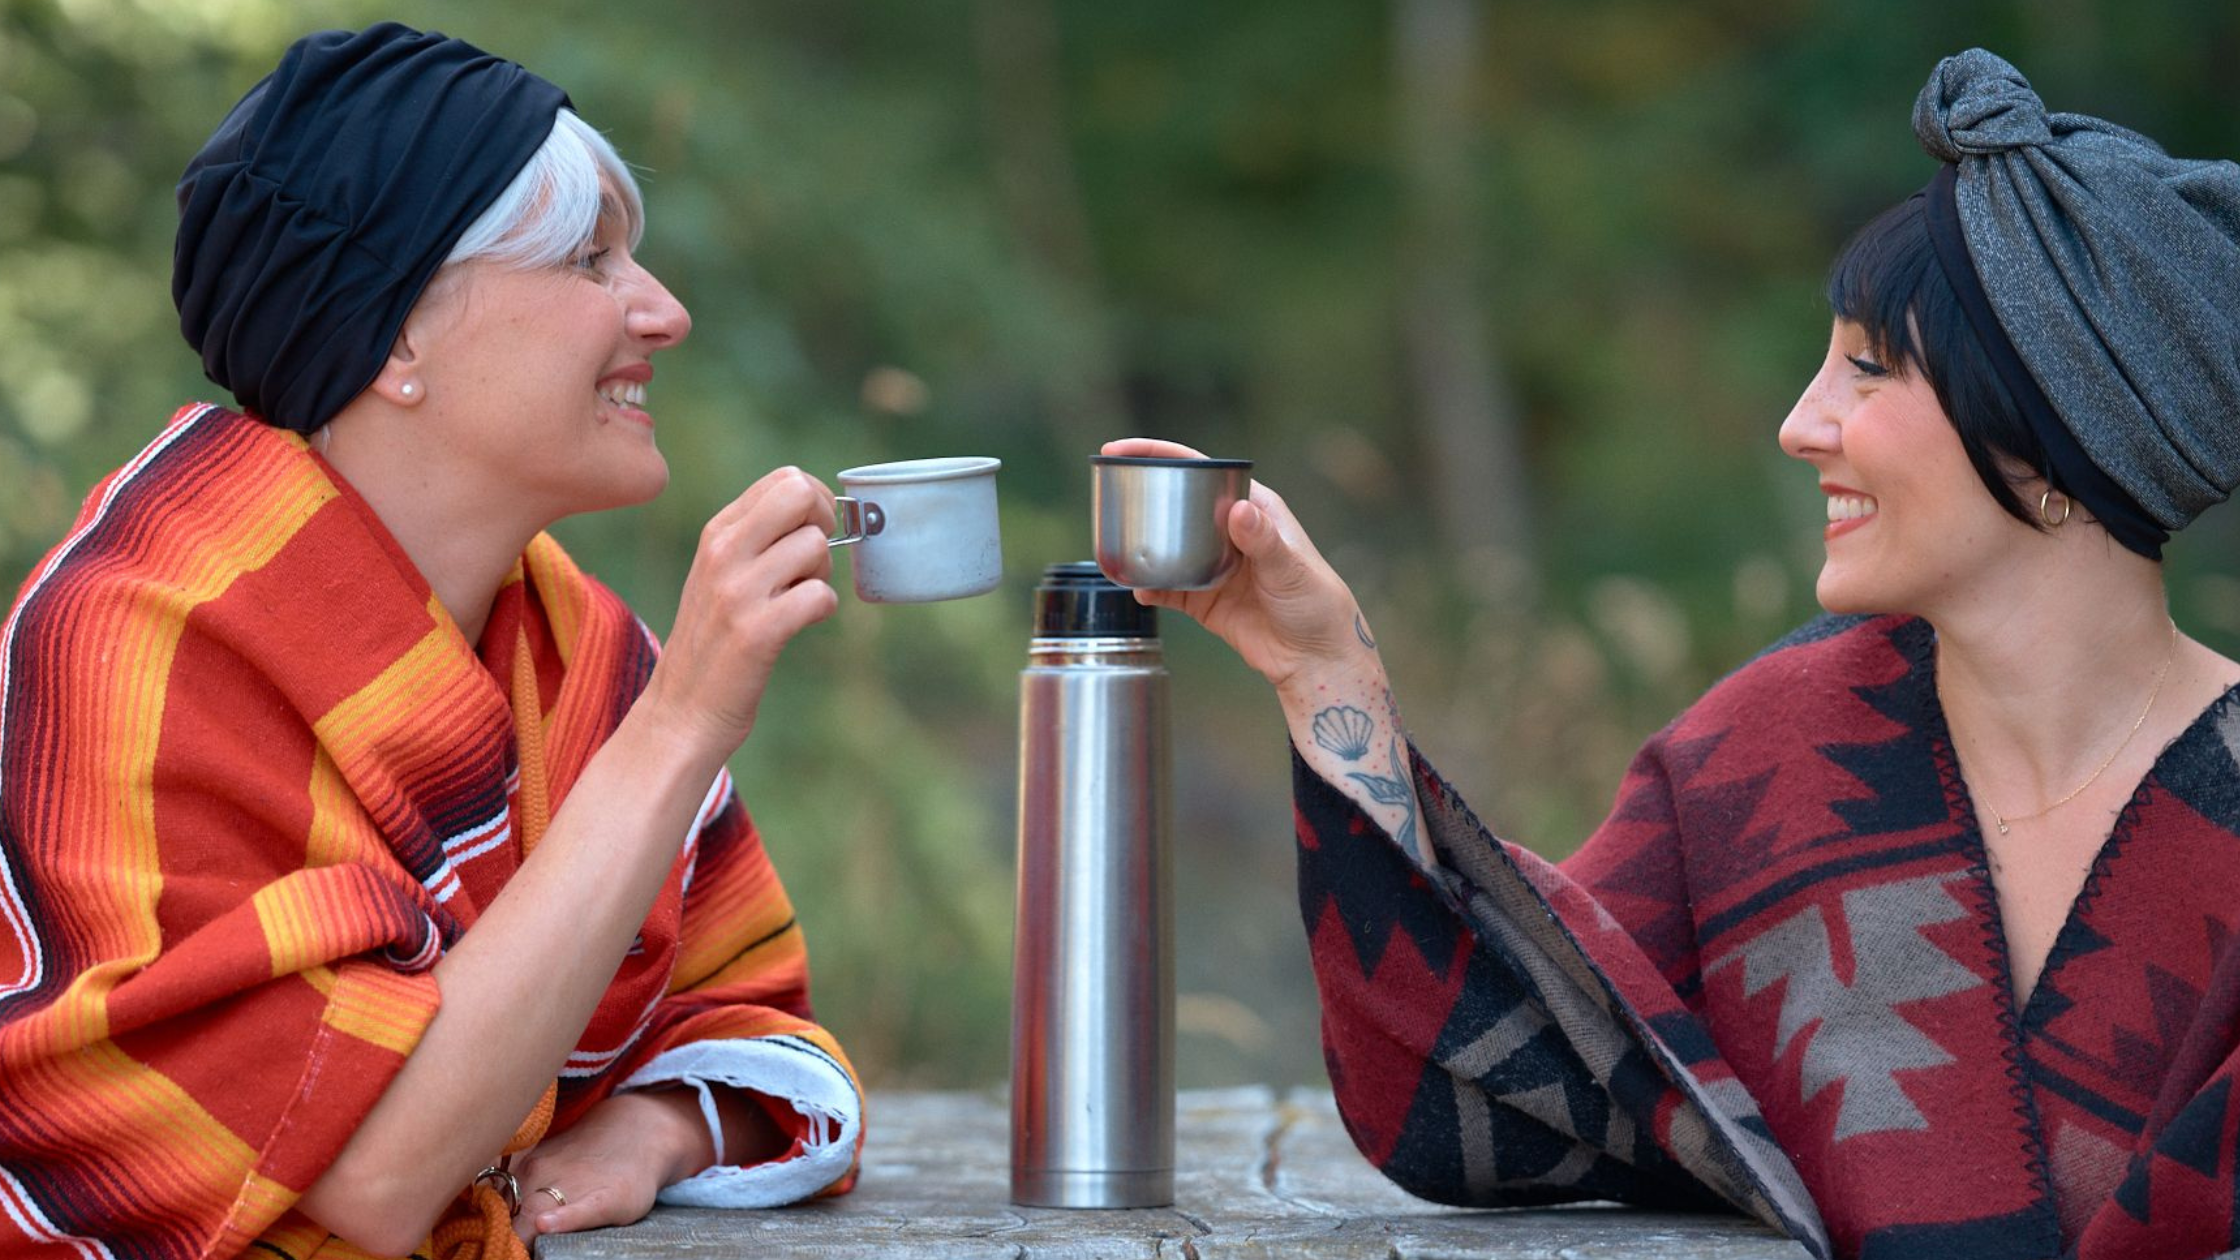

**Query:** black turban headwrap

left=1911, top=49, right=2240, bottom=559
left=174, top=23, right=571, bottom=434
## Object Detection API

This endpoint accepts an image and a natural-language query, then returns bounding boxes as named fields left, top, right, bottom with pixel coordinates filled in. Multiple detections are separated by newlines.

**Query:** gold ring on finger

left=535, top=1185, right=568, bottom=1208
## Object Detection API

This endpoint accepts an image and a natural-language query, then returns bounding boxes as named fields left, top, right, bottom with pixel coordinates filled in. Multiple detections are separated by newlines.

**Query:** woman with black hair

left=1110, top=49, right=2240, bottom=1260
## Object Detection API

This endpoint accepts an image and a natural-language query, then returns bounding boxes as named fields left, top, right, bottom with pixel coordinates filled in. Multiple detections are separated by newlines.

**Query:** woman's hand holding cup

left=1097, top=438, right=1369, bottom=698
left=645, top=465, right=842, bottom=758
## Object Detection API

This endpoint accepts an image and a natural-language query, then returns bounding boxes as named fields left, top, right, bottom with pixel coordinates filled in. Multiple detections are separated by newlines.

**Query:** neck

left=316, top=405, right=544, bottom=649
left=1928, top=564, right=2178, bottom=799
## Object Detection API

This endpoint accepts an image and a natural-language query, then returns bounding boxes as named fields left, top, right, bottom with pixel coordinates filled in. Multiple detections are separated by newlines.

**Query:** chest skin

left=1967, top=648, right=2240, bottom=1007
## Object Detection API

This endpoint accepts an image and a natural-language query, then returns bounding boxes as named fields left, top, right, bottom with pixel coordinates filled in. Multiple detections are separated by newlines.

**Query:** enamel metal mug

left=826, top=456, right=1004, bottom=603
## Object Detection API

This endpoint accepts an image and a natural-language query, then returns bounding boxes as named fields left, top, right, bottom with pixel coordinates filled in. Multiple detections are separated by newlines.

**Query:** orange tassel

left=431, top=1182, right=529, bottom=1260
left=426, top=622, right=561, bottom=1258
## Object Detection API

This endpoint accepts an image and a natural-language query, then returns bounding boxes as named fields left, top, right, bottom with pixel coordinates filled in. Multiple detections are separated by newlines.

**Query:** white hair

left=444, top=109, right=644, bottom=268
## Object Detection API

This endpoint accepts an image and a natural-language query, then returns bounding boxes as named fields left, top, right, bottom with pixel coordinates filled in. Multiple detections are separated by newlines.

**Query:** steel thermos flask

left=1009, top=561, right=1175, bottom=1208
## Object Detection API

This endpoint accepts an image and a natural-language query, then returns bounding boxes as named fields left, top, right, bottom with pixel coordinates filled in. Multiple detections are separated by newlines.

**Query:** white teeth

left=598, top=380, right=647, bottom=408
left=1826, top=494, right=1878, bottom=522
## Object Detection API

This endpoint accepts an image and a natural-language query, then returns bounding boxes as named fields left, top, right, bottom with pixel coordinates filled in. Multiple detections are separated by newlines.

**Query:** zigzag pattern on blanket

left=1296, top=614, right=2240, bottom=1260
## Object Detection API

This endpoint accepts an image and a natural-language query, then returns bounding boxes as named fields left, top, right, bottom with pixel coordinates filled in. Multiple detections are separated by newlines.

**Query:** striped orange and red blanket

left=0, top=404, right=859, bottom=1258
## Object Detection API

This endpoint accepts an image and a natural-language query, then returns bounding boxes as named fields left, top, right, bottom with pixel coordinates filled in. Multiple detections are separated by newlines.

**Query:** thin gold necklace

left=1978, top=618, right=2179, bottom=837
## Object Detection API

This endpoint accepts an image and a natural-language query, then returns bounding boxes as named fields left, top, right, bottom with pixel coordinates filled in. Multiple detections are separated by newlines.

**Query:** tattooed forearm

left=1285, top=663, right=1433, bottom=868
left=1311, top=705, right=1375, bottom=761
left=1346, top=735, right=1422, bottom=856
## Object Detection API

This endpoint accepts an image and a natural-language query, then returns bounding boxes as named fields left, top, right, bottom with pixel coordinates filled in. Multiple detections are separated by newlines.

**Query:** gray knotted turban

left=1911, top=49, right=2240, bottom=543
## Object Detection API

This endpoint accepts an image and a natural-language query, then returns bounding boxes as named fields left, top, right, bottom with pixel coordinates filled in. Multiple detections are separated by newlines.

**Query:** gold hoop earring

left=2039, top=489, right=2073, bottom=528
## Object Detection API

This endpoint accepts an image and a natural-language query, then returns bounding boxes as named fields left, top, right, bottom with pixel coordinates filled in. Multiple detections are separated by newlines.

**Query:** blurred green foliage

left=4, top=0, right=2238, bottom=1088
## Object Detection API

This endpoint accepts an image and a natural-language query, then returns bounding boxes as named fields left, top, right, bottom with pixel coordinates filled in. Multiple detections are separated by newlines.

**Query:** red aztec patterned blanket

left=1299, top=614, right=2240, bottom=1259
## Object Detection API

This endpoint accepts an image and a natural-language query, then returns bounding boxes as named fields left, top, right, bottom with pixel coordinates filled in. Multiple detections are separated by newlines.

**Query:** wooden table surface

left=540, top=1086, right=1812, bottom=1258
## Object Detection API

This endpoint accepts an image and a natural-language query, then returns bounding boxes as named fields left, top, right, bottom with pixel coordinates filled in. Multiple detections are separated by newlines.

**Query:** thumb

left=1232, top=501, right=1311, bottom=593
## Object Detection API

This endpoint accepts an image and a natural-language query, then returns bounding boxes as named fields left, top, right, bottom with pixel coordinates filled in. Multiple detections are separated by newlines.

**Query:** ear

left=367, top=320, right=427, bottom=408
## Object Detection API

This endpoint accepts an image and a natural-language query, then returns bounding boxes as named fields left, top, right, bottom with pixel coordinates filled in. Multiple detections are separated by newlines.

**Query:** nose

left=1778, top=360, right=1841, bottom=462
left=625, top=261, right=692, bottom=350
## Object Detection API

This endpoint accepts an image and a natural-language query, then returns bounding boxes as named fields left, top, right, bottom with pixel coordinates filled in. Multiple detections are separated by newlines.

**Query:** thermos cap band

left=1033, top=561, right=1159, bottom=639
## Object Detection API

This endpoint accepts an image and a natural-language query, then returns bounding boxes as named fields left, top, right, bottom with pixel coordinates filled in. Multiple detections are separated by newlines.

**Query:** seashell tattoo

left=1312, top=705, right=1376, bottom=761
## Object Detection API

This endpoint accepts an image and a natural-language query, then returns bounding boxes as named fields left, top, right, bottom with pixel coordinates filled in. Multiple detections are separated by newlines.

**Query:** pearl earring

left=401, top=381, right=418, bottom=399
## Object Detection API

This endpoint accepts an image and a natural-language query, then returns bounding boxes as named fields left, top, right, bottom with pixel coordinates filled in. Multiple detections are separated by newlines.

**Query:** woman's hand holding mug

left=1096, top=438, right=1368, bottom=700
left=646, top=465, right=842, bottom=759
left=1095, top=440, right=1431, bottom=865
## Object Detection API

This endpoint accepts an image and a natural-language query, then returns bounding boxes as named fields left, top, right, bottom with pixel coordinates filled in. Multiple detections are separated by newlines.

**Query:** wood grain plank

left=539, top=1089, right=1810, bottom=1259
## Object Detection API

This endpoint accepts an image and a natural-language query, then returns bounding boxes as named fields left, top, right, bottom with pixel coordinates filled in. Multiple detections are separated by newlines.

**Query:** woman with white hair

left=0, top=24, right=859, bottom=1258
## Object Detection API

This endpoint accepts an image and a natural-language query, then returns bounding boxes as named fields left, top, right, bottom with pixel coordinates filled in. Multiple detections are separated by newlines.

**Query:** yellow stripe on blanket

left=219, top=1171, right=300, bottom=1256
left=26, top=1040, right=257, bottom=1216
left=319, top=960, right=439, bottom=1057
left=312, top=622, right=470, bottom=757
left=250, top=869, right=425, bottom=985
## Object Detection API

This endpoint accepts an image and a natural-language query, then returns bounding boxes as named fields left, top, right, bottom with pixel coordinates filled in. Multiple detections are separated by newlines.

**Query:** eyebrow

left=592, top=172, right=630, bottom=226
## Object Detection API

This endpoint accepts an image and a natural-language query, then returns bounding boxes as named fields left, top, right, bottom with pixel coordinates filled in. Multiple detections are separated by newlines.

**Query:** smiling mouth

left=1827, top=494, right=1877, bottom=524
left=598, top=381, right=647, bottom=409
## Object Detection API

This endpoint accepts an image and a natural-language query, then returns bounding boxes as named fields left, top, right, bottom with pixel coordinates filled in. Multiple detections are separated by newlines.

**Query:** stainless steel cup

left=1090, top=456, right=1252, bottom=590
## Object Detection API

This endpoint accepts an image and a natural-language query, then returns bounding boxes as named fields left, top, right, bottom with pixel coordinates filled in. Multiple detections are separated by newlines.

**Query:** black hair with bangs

left=1825, top=194, right=2051, bottom=530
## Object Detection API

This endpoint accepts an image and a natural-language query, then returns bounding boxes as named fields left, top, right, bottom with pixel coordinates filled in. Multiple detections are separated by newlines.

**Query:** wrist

left=1273, top=637, right=1385, bottom=711
left=620, top=682, right=742, bottom=787
left=1261, top=588, right=1378, bottom=692
left=609, top=1086, right=720, bottom=1184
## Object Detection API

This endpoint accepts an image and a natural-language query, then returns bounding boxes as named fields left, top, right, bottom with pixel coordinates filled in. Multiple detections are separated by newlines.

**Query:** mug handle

left=828, top=496, right=886, bottom=548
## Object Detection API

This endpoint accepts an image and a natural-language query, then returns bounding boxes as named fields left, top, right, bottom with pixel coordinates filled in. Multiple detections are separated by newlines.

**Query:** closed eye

left=1845, top=354, right=1889, bottom=378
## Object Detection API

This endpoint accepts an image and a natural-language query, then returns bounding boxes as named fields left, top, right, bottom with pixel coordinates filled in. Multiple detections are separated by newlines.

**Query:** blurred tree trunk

left=971, top=0, right=1132, bottom=443
left=1393, top=0, right=1537, bottom=604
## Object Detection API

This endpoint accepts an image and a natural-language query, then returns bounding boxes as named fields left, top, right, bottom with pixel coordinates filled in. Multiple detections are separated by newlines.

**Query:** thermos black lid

left=1033, top=561, right=1158, bottom=639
